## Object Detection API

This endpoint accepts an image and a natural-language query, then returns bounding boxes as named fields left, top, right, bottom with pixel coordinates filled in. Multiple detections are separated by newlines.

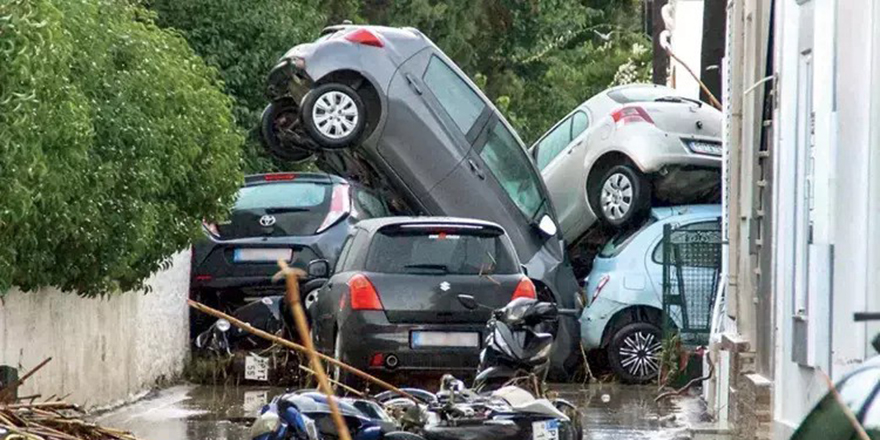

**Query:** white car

left=530, top=84, right=722, bottom=244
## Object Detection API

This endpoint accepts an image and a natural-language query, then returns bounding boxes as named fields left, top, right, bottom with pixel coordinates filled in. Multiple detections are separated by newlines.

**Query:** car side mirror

left=457, top=294, right=478, bottom=310
left=307, top=259, right=330, bottom=278
left=536, top=214, right=558, bottom=237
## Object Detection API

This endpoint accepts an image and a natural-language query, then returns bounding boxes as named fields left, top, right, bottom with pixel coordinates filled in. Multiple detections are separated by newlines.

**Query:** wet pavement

left=96, top=383, right=719, bottom=440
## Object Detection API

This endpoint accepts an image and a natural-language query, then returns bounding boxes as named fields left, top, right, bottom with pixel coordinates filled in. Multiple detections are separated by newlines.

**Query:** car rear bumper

left=580, top=296, right=625, bottom=350
left=338, top=311, right=484, bottom=373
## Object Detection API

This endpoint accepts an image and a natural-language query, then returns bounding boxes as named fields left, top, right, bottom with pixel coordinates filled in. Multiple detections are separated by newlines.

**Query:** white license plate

left=411, top=331, right=479, bottom=348
left=244, top=354, right=269, bottom=381
left=532, top=420, right=560, bottom=440
left=233, top=248, right=292, bottom=263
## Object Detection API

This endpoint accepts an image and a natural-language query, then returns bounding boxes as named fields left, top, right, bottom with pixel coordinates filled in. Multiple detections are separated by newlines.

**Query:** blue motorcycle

left=249, top=390, right=425, bottom=440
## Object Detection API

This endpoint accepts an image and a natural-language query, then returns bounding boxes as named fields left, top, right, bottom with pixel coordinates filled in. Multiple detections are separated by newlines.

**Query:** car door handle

left=404, top=73, right=423, bottom=95
left=467, top=159, right=486, bottom=180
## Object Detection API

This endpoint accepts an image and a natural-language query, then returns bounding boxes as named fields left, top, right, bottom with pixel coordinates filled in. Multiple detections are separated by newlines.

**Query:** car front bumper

left=579, top=296, right=627, bottom=350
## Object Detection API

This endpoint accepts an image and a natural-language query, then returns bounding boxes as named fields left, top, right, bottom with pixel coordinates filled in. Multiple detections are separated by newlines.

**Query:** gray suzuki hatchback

left=262, top=25, right=580, bottom=376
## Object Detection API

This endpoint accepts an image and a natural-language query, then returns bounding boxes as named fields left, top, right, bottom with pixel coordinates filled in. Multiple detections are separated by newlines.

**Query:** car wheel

left=331, top=331, right=349, bottom=386
left=260, top=99, right=314, bottom=162
left=607, top=322, right=663, bottom=384
left=302, top=83, right=366, bottom=149
left=595, top=164, right=650, bottom=228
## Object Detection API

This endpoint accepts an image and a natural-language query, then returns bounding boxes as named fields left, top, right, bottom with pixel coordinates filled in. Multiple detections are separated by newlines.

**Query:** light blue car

left=580, top=204, right=721, bottom=383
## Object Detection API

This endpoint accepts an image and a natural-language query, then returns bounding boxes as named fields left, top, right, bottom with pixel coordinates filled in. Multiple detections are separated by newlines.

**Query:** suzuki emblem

left=440, top=281, right=451, bottom=292
left=259, top=215, right=276, bottom=227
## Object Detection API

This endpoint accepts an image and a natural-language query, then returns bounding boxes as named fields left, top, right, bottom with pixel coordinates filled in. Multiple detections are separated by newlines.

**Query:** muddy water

left=97, top=383, right=712, bottom=440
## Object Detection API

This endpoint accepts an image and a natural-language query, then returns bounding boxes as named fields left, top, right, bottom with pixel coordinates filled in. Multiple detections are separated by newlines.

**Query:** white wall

left=772, top=0, right=876, bottom=437
left=669, top=0, right=705, bottom=98
left=0, top=251, right=190, bottom=410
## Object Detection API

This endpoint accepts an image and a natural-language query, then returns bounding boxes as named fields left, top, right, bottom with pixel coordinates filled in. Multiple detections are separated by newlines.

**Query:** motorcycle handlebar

left=855, top=312, right=880, bottom=322
left=557, top=308, right=580, bottom=318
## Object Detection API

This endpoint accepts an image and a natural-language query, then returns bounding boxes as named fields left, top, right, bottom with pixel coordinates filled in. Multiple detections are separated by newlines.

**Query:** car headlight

left=249, top=411, right=281, bottom=438
left=687, top=140, right=723, bottom=156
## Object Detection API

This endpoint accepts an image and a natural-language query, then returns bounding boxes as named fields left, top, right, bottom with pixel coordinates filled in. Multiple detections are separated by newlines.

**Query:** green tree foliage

left=147, top=0, right=326, bottom=173
left=0, top=0, right=243, bottom=296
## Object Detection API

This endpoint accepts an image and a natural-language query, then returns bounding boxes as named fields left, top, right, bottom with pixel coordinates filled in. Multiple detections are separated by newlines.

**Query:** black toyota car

left=190, top=172, right=388, bottom=333
left=307, top=217, right=535, bottom=383
left=262, top=24, right=582, bottom=377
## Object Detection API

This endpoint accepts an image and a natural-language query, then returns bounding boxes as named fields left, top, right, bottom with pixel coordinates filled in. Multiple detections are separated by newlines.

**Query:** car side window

left=535, top=117, right=573, bottom=171
left=335, top=235, right=354, bottom=273
left=651, top=220, right=722, bottom=265
left=479, top=121, right=544, bottom=220
left=571, top=111, right=589, bottom=139
left=423, top=56, right=486, bottom=134
left=354, top=188, right=388, bottom=218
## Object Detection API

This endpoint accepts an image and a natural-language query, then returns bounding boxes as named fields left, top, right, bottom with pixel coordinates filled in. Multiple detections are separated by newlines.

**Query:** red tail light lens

left=611, top=106, right=654, bottom=127
left=369, top=353, right=385, bottom=367
left=345, top=29, right=383, bottom=47
left=591, top=275, right=610, bottom=303
left=348, top=273, right=383, bottom=310
left=316, top=184, right=351, bottom=233
left=512, top=277, right=537, bottom=300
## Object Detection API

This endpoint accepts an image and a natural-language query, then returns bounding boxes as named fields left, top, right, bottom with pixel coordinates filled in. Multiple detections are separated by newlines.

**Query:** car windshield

left=235, top=182, right=330, bottom=211
left=220, top=182, right=333, bottom=237
left=366, top=227, right=517, bottom=275
left=480, top=122, right=546, bottom=220
left=791, top=367, right=880, bottom=439
left=599, top=217, right=656, bottom=258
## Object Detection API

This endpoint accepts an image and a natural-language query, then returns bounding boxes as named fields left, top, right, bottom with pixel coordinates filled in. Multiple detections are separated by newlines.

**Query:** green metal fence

left=661, top=220, right=723, bottom=347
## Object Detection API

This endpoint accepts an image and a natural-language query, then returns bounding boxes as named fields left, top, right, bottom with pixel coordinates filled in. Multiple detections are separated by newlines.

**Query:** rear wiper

left=404, top=264, right=449, bottom=273
left=655, top=95, right=703, bottom=107
left=265, top=207, right=309, bottom=214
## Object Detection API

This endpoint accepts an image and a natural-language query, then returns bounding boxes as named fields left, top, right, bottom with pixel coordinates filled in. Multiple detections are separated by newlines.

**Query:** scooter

left=375, top=295, right=584, bottom=440
left=250, top=389, right=425, bottom=440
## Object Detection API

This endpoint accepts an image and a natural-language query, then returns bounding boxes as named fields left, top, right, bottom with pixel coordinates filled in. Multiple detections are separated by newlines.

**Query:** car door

left=378, top=48, right=490, bottom=202
left=536, top=110, right=591, bottom=241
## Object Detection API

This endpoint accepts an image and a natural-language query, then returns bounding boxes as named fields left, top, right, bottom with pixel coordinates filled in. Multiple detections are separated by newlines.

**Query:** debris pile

left=0, top=359, right=143, bottom=440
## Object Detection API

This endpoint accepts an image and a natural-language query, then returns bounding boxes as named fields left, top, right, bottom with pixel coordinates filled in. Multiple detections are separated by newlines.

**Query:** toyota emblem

left=259, top=215, right=276, bottom=227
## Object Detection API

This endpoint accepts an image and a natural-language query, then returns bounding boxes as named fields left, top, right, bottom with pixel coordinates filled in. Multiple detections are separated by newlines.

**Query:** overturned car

left=261, top=25, right=581, bottom=377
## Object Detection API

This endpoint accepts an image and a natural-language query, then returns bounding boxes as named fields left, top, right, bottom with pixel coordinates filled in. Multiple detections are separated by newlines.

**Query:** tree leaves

left=0, top=0, right=243, bottom=297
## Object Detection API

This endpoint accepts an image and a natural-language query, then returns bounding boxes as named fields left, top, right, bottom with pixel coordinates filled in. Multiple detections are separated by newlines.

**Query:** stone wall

left=0, top=251, right=190, bottom=410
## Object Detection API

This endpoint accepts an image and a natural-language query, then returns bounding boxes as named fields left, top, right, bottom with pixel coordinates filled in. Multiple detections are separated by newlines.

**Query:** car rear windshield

left=366, top=226, right=517, bottom=275
left=598, top=217, right=656, bottom=258
left=221, top=182, right=332, bottom=237
left=608, top=86, right=678, bottom=104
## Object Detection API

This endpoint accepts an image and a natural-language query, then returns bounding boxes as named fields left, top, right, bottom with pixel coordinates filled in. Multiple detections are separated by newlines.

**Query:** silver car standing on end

left=530, top=84, right=722, bottom=244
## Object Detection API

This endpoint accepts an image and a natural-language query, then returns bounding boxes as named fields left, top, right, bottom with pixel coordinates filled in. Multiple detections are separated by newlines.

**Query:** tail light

left=611, top=106, right=654, bottom=127
left=345, top=29, right=383, bottom=47
left=202, top=221, right=220, bottom=237
left=591, top=275, right=610, bottom=303
left=316, top=184, right=351, bottom=233
left=512, top=277, right=537, bottom=300
left=348, top=273, right=383, bottom=310
left=264, top=173, right=297, bottom=181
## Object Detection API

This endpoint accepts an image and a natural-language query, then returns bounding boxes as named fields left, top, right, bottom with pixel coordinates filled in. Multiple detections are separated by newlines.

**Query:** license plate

left=532, top=420, right=560, bottom=440
left=233, top=248, right=292, bottom=263
left=244, top=354, right=269, bottom=381
left=411, top=331, right=479, bottom=348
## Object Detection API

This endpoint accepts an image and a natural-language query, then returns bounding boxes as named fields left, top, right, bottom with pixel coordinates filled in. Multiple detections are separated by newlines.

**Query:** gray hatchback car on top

left=261, top=24, right=581, bottom=376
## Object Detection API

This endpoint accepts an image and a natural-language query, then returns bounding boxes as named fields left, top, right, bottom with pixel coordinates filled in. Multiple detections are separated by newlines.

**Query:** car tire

left=301, top=83, right=366, bottom=149
left=260, top=99, right=315, bottom=162
left=331, top=331, right=353, bottom=388
left=594, top=164, right=650, bottom=228
left=607, top=321, right=663, bottom=384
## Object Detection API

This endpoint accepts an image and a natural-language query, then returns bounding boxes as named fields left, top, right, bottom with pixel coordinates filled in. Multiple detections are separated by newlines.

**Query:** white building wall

left=0, top=251, right=190, bottom=410
left=668, top=0, right=705, bottom=98
left=772, top=0, right=877, bottom=437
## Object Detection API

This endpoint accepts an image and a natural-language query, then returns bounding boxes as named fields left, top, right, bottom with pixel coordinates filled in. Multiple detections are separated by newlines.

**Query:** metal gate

left=662, top=220, right=723, bottom=346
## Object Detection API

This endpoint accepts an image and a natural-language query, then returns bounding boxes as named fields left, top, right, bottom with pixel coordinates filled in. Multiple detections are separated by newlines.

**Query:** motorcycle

left=374, top=295, right=584, bottom=440
left=250, top=389, right=425, bottom=440
left=194, top=296, right=285, bottom=354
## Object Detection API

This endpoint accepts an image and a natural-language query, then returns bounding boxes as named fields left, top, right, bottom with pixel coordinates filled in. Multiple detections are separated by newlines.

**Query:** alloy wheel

left=312, top=91, right=359, bottom=140
left=618, top=330, right=662, bottom=379
left=601, top=172, right=634, bottom=221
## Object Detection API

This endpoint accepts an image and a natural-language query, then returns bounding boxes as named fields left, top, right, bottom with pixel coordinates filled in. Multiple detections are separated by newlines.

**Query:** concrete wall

left=0, top=251, right=190, bottom=410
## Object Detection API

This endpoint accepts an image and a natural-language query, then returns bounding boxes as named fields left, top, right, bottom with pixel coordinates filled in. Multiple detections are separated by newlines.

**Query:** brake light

left=369, top=353, right=385, bottom=367
left=591, top=275, right=610, bottom=303
left=512, top=277, right=537, bottom=300
left=345, top=29, right=383, bottom=47
left=316, top=184, right=351, bottom=233
left=202, top=221, right=220, bottom=237
left=264, top=173, right=297, bottom=181
left=611, top=106, right=654, bottom=127
left=348, top=274, right=383, bottom=310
